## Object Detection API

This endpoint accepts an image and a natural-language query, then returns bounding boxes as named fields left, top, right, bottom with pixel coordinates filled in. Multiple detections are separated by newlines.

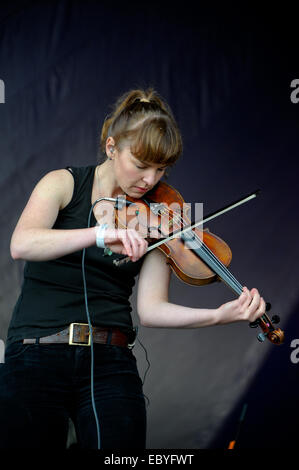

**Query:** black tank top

left=6, top=165, right=144, bottom=345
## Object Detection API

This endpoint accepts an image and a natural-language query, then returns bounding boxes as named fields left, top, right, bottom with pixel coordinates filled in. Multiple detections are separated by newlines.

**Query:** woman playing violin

left=0, top=88, right=265, bottom=449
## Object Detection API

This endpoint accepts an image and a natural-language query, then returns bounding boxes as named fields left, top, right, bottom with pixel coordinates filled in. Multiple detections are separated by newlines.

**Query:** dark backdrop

left=0, top=1, right=298, bottom=449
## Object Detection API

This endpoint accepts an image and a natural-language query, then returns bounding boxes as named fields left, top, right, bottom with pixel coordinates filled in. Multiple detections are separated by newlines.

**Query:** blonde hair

left=100, top=88, right=183, bottom=166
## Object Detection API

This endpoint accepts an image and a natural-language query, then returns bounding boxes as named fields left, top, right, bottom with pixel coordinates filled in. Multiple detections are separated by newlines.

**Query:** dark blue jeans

left=0, top=341, right=146, bottom=449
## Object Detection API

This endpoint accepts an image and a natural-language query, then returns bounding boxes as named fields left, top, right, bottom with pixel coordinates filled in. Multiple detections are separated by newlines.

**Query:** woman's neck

left=96, top=160, right=123, bottom=199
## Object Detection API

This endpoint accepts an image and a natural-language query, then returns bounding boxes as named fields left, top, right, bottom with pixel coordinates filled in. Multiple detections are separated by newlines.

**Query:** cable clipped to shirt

left=82, top=196, right=152, bottom=449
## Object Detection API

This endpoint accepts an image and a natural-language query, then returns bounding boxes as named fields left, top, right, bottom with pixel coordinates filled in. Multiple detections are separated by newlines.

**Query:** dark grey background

left=0, top=1, right=298, bottom=449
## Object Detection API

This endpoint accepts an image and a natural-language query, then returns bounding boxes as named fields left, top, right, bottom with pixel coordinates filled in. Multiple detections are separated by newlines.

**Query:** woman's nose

left=142, top=169, right=159, bottom=186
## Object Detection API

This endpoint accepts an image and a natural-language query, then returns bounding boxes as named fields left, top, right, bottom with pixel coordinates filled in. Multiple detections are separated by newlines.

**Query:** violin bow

left=113, top=189, right=260, bottom=261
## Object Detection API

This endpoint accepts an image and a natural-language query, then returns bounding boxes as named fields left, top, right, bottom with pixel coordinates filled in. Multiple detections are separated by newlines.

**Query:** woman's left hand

left=216, top=287, right=266, bottom=325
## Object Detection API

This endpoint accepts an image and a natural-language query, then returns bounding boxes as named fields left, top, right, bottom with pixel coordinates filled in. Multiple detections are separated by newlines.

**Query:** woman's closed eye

left=136, top=164, right=166, bottom=172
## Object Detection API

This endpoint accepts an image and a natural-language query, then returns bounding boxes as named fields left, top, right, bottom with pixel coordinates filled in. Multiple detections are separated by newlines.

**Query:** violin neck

left=180, top=227, right=282, bottom=344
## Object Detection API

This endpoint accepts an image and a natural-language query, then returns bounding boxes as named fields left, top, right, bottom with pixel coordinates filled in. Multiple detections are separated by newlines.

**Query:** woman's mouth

left=134, top=186, right=148, bottom=193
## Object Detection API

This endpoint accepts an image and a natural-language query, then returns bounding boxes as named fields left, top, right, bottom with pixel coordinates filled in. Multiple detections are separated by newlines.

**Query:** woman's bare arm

left=10, top=169, right=148, bottom=262
left=10, top=170, right=97, bottom=261
left=137, top=248, right=265, bottom=328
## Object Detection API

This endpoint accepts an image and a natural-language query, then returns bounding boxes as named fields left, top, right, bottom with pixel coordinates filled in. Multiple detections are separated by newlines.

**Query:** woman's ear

left=105, top=137, right=116, bottom=159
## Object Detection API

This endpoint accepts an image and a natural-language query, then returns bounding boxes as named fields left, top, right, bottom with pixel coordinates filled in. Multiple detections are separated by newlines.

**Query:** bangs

left=124, top=116, right=182, bottom=166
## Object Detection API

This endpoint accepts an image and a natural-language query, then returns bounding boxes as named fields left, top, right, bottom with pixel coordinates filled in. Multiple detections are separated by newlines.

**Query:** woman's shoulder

left=42, top=165, right=96, bottom=209
left=33, top=168, right=75, bottom=211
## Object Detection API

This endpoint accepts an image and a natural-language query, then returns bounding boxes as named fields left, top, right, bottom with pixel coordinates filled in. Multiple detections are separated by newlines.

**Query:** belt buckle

left=69, top=323, right=91, bottom=346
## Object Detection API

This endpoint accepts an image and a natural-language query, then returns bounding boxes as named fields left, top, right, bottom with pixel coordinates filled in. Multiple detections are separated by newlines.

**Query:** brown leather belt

left=22, top=323, right=134, bottom=348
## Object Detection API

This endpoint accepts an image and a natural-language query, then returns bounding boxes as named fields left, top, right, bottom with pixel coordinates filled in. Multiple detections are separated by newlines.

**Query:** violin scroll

left=250, top=310, right=284, bottom=345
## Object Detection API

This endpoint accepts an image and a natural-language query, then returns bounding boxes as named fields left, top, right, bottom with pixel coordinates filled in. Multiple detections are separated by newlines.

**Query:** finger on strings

left=239, top=286, right=252, bottom=307
left=257, top=296, right=266, bottom=317
left=248, top=288, right=260, bottom=310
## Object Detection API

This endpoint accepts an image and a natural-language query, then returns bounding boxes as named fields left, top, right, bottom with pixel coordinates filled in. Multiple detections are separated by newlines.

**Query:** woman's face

left=112, top=144, right=167, bottom=198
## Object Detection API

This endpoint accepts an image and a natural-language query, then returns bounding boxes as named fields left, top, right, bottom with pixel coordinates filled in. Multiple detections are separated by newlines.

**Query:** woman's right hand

left=103, top=228, right=148, bottom=262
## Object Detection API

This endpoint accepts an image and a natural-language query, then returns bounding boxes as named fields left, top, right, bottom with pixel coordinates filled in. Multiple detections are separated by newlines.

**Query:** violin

left=112, top=181, right=284, bottom=345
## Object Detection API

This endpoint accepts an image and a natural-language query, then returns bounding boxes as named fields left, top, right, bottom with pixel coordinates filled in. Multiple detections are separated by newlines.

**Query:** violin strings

left=197, top=240, right=243, bottom=295
left=194, top=236, right=242, bottom=294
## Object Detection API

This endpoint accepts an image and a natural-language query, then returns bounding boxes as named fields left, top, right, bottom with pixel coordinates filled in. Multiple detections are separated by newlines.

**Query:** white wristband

left=95, top=223, right=109, bottom=248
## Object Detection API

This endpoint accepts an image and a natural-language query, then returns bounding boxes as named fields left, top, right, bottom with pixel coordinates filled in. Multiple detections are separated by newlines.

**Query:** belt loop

left=107, top=328, right=112, bottom=345
left=35, top=337, right=40, bottom=345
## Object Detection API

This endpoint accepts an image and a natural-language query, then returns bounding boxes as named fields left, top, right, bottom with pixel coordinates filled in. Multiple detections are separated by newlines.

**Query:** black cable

left=137, top=336, right=151, bottom=407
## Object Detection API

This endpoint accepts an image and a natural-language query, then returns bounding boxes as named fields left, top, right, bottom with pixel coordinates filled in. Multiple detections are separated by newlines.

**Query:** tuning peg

left=257, top=332, right=267, bottom=342
left=271, top=315, right=280, bottom=324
